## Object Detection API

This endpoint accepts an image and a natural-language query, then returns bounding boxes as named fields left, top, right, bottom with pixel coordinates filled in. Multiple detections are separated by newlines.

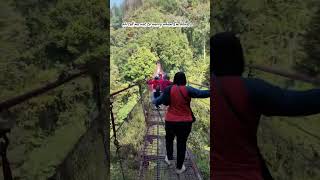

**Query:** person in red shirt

left=158, top=76, right=164, bottom=91
left=146, top=78, right=153, bottom=91
left=159, top=73, right=163, bottom=80
left=211, top=32, right=320, bottom=180
left=160, top=74, right=172, bottom=92
left=147, top=76, right=159, bottom=89
left=147, top=76, right=161, bottom=100
left=153, top=72, right=209, bottom=174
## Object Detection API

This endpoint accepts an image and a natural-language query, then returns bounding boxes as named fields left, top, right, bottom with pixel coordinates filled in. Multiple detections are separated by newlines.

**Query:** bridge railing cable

left=109, top=81, right=149, bottom=180
left=110, top=84, right=138, bottom=180
left=110, top=102, right=126, bottom=180
left=0, top=60, right=108, bottom=180
left=188, top=81, right=209, bottom=89
left=246, top=64, right=320, bottom=85
left=0, top=59, right=109, bottom=179
left=109, top=82, right=145, bottom=139
left=246, top=63, right=320, bottom=173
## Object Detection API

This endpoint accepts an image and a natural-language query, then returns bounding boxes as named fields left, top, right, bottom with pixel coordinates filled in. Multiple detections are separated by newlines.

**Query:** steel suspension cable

left=109, top=83, right=147, bottom=179
left=155, top=107, right=161, bottom=180
left=110, top=102, right=126, bottom=180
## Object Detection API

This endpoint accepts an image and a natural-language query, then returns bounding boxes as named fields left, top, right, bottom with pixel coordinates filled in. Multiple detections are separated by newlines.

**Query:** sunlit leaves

left=124, top=47, right=157, bottom=82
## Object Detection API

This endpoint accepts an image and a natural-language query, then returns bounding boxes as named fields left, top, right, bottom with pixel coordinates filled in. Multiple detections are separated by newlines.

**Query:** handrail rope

left=0, top=69, right=88, bottom=111
left=110, top=80, right=145, bottom=97
left=110, top=84, right=139, bottom=97
left=0, top=59, right=108, bottom=111
left=0, top=60, right=107, bottom=179
left=110, top=85, right=149, bottom=139
left=246, top=64, right=320, bottom=85
left=189, top=81, right=209, bottom=89
left=0, top=68, right=88, bottom=179
left=109, top=84, right=148, bottom=180
left=247, top=65, right=320, bottom=142
left=110, top=121, right=126, bottom=140
left=110, top=102, right=126, bottom=180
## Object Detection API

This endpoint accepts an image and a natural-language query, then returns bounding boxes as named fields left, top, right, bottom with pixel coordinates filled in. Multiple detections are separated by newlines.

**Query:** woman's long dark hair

left=173, top=72, right=187, bottom=86
left=210, top=32, right=245, bottom=76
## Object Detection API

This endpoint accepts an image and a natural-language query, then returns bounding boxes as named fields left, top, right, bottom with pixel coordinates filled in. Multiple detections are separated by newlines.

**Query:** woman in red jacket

left=211, top=32, right=320, bottom=180
left=147, top=76, right=161, bottom=100
left=153, top=72, right=209, bottom=174
left=159, top=74, right=173, bottom=92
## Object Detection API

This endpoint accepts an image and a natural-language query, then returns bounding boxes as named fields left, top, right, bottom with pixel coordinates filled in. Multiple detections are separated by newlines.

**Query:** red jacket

left=211, top=76, right=263, bottom=180
left=165, top=85, right=193, bottom=122
left=147, top=79, right=160, bottom=90
left=159, top=80, right=172, bottom=91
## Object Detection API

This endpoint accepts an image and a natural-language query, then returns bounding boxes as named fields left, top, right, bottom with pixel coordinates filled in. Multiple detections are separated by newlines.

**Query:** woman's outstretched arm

left=186, top=86, right=210, bottom=98
left=244, top=78, right=320, bottom=116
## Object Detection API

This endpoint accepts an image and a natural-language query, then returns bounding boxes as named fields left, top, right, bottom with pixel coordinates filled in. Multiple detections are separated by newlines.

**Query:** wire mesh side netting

left=110, top=90, right=148, bottom=180
left=1, top=76, right=109, bottom=180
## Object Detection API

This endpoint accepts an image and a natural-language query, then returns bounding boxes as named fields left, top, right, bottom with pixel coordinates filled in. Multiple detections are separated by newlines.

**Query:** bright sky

left=110, top=0, right=124, bottom=7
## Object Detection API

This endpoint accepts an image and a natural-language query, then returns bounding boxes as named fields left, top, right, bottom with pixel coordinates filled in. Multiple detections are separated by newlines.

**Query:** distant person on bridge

left=211, top=32, right=320, bottom=180
left=153, top=72, right=210, bottom=174
left=159, top=74, right=173, bottom=92
left=158, top=73, right=163, bottom=80
left=147, top=76, right=161, bottom=100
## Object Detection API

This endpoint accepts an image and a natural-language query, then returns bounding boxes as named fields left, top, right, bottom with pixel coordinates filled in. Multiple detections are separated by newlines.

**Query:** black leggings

left=154, top=90, right=160, bottom=99
left=165, top=121, right=192, bottom=169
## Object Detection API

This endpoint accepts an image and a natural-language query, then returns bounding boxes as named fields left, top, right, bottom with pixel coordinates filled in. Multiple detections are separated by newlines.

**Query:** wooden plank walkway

left=139, top=107, right=203, bottom=180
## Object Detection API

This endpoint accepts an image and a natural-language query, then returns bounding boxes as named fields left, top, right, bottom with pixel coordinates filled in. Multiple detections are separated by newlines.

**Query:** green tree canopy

left=123, top=47, right=157, bottom=82
left=12, top=0, right=108, bottom=67
left=295, top=5, right=320, bottom=76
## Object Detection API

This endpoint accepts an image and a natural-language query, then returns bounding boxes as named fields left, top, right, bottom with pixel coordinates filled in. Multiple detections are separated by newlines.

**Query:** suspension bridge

left=110, top=62, right=208, bottom=180
left=110, top=82, right=207, bottom=180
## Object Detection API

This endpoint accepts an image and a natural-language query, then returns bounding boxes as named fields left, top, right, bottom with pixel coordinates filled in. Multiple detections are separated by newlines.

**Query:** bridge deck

left=139, top=107, right=202, bottom=180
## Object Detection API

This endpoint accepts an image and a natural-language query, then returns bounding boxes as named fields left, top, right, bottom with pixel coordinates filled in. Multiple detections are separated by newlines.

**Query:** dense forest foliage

left=213, top=0, right=320, bottom=179
left=0, top=0, right=108, bottom=179
left=110, top=0, right=210, bottom=179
